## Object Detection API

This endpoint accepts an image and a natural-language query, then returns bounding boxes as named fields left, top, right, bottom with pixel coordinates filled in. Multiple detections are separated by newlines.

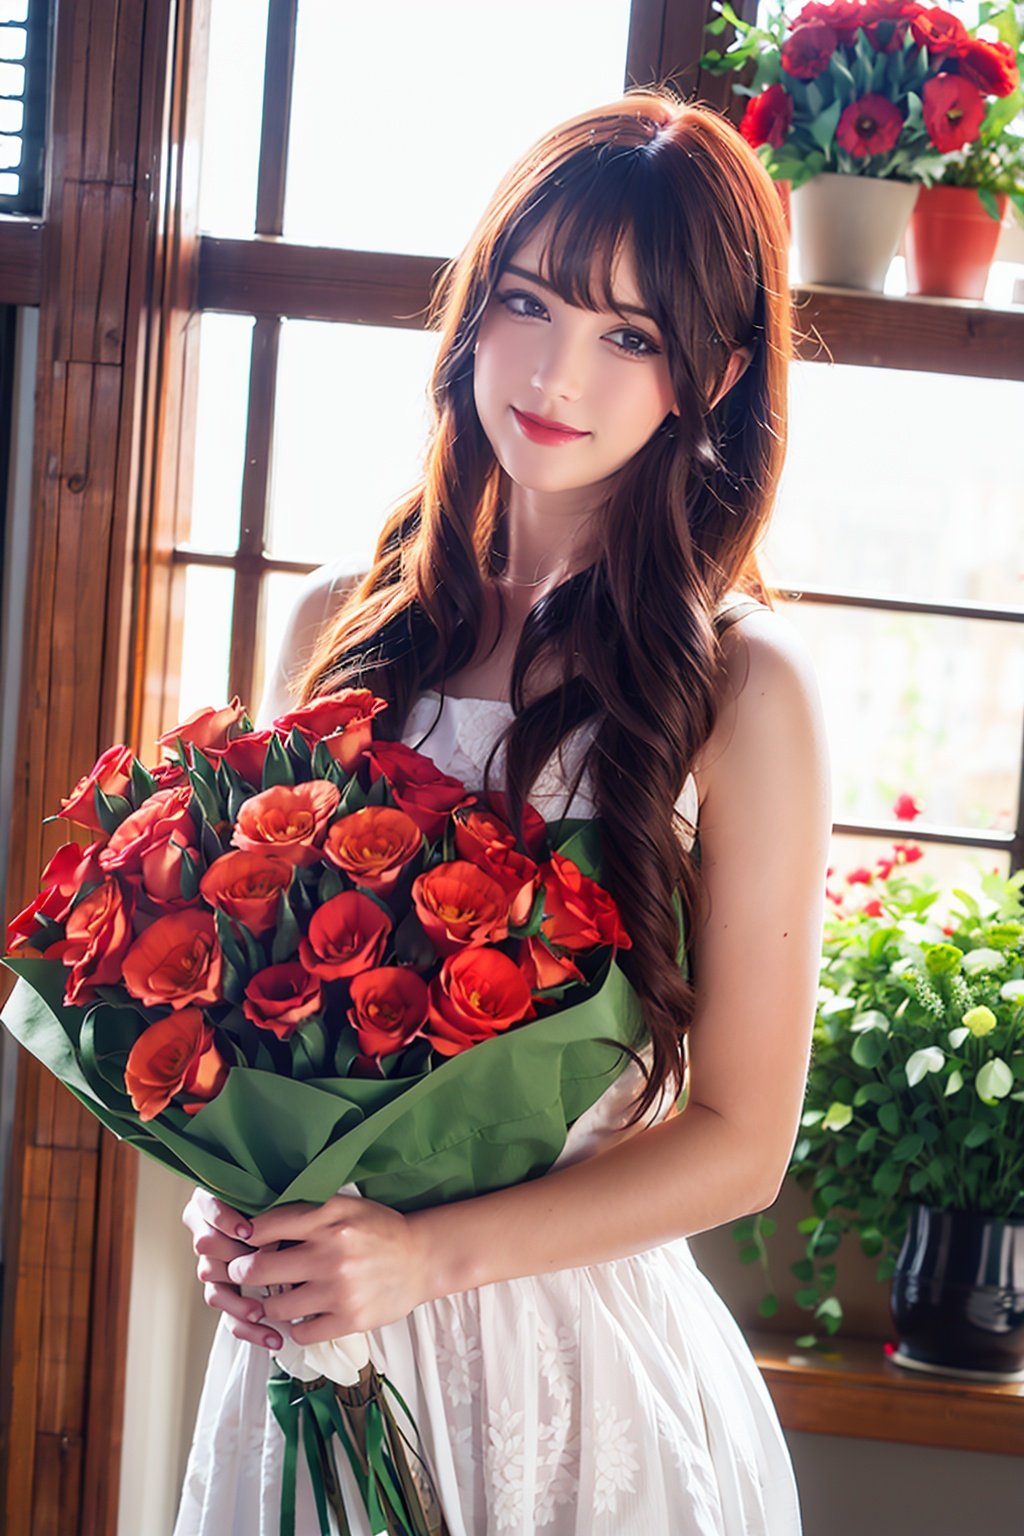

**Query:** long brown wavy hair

left=297, top=87, right=792, bottom=1126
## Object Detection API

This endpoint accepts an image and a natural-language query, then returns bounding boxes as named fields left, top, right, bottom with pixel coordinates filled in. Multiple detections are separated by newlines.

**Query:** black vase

left=889, top=1202, right=1024, bottom=1381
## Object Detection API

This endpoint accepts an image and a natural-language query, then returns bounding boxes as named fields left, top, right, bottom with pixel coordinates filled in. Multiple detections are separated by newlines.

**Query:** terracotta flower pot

left=790, top=171, right=919, bottom=291
left=904, top=184, right=1008, bottom=300
left=889, top=1203, right=1024, bottom=1382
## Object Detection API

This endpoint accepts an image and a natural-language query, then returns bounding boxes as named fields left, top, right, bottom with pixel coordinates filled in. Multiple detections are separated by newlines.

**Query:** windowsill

left=747, top=1328, right=1024, bottom=1456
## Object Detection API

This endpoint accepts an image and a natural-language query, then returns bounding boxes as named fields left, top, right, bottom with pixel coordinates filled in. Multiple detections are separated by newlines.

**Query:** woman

left=175, top=87, right=831, bottom=1535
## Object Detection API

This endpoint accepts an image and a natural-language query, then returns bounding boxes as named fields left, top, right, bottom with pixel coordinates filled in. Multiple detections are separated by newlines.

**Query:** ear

left=709, top=345, right=753, bottom=411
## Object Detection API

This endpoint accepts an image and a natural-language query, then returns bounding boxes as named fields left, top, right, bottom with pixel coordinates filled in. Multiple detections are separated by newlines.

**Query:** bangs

left=498, top=138, right=676, bottom=329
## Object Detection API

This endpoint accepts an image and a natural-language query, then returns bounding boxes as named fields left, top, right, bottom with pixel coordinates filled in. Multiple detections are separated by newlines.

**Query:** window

left=0, top=0, right=50, bottom=213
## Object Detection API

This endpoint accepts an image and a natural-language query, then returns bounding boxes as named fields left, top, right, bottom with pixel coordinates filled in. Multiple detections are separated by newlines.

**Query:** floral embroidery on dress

left=535, top=1404, right=582, bottom=1527
left=485, top=1395, right=528, bottom=1530
left=435, top=1319, right=483, bottom=1409
left=592, top=1400, right=641, bottom=1515
left=536, top=1315, right=579, bottom=1405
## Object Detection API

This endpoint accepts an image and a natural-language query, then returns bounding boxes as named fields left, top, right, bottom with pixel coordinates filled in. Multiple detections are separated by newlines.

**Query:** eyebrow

left=502, top=263, right=658, bottom=325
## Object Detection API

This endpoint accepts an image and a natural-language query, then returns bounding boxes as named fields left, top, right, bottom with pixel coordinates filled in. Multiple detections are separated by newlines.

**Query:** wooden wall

left=0, top=3, right=206, bottom=1531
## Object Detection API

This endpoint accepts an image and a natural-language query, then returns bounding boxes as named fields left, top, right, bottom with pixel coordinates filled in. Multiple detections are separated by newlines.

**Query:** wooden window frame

left=0, top=3, right=1022, bottom=1532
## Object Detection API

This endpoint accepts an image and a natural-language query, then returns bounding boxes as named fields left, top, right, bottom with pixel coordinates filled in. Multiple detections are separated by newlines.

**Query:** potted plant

left=902, top=1, right=1024, bottom=299
left=701, top=0, right=1020, bottom=291
left=731, top=806, right=1024, bottom=1380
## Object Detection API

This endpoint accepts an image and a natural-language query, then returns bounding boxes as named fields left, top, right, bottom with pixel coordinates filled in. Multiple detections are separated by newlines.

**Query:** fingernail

left=248, top=1306, right=264, bottom=1324
left=236, top=1221, right=253, bottom=1239
left=264, top=1332, right=282, bottom=1350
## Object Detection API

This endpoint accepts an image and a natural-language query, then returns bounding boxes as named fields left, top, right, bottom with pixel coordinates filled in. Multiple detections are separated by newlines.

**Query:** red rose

left=58, top=744, right=136, bottom=832
left=199, top=849, right=295, bottom=935
left=454, top=808, right=539, bottom=926
left=323, top=805, right=423, bottom=894
left=216, top=728, right=275, bottom=787
left=297, top=889, right=392, bottom=978
left=121, top=908, right=222, bottom=1010
left=424, top=947, right=535, bottom=1057
left=157, top=697, right=248, bottom=759
left=5, top=840, right=104, bottom=951
left=134, top=829, right=203, bottom=913
left=836, top=94, right=904, bottom=156
left=862, top=0, right=924, bottom=52
left=366, top=741, right=467, bottom=839
left=740, top=83, right=794, bottom=150
left=243, top=961, right=323, bottom=1039
left=44, top=878, right=136, bottom=1008
left=125, top=1008, right=228, bottom=1121
left=273, top=690, right=388, bottom=773
left=792, top=0, right=869, bottom=42
left=411, top=860, right=511, bottom=956
left=782, top=22, right=838, bottom=79
left=348, top=966, right=429, bottom=1058
left=149, top=760, right=189, bottom=791
left=539, top=852, right=632, bottom=953
left=97, top=785, right=195, bottom=878
left=231, top=780, right=340, bottom=867
left=482, top=793, right=548, bottom=860
left=519, top=934, right=585, bottom=992
left=923, top=72, right=985, bottom=151
left=957, top=39, right=1019, bottom=99
left=910, top=8, right=970, bottom=57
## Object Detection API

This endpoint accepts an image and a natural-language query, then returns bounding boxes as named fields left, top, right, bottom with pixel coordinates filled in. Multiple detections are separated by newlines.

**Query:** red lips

left=512, top=407, right=589, bottom=445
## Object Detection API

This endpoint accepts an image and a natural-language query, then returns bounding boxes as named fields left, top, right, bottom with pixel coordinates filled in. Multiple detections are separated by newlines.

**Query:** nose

left=529, top=322, right=586, bottom=404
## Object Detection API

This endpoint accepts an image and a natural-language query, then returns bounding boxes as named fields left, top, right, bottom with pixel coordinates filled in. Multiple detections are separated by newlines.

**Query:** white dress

left=173, top=688, right=803, bottom=1536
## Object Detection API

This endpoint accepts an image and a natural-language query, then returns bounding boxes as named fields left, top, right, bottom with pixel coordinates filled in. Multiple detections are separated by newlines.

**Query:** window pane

left=177, top=566, right=234, bottom=722
left=762, top=366, right=1024, bottom=608
left=197, top=0, right=269, bottom=237
left=187, top=313, right=254, bottom=552
left=267, top=318, right=437, bottom=568
left=285, top=0, right=632, bottom=255
left=780, top=600, right=1022, bottom=835
left=258, top=570, right=309, bottom=719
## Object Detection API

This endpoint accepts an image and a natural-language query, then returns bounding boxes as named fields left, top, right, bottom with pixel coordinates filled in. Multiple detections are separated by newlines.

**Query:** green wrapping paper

left=1, top=950, right=645, bottom=1216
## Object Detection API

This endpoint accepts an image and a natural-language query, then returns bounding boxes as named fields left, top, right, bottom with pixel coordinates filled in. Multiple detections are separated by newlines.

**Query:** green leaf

left=878, top=1102, right=901, bottom=1136
left=130, top=757, right=158, bottom=806
left=809, top=98, right=842, bottom=154
left=757, top=1293, right=780, bottom=1318
left=851, top=1030, right=886, bottom=1069
left=271, top=886, right=301, bottom=965
left=93, top=784, right=134, bottom=836
left=262, top=732, right=296, bottom=790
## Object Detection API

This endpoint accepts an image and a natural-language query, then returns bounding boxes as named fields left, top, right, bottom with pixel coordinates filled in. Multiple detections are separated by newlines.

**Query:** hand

left=225, top=1194, right=433, bottom=1346
left=181, top=1186, right=285, bottom=1352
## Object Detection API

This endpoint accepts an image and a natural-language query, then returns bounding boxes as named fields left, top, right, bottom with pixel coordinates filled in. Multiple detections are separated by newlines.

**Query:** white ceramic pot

left=790, top=171, right=920, bottom=291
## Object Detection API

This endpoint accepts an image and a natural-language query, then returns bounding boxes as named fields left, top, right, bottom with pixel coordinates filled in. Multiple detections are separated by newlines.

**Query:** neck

left=493, top=470, right=608, bottom=595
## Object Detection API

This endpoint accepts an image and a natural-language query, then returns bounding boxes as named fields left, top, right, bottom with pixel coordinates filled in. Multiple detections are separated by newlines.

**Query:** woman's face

left=472, top=223, right=678, bottom=500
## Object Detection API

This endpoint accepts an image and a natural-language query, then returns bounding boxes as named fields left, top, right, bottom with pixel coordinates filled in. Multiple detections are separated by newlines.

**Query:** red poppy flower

left=836, top=94, right=904, bottom=157
left=923, top=73, right=985, bottom=151
left=739, top=84, right=794, bottom=150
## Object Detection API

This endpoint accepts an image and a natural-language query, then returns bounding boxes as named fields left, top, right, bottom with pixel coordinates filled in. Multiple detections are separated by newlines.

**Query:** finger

left=191, top=1187, right=255, bottom=1241
left=259, top=1283, right=341, bottom=1323
left=245, top=1200, right=333, bottom=1248
left=226, top=1243, right=327, bottom=1289
left=289, top=1312, right=361, bottom=1347
left=191, top=1225, right=256, bottom=1265
left=203, top=1282, right=284, bottom=1351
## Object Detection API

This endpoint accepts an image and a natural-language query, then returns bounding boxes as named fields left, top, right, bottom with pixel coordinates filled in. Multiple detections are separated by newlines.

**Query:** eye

left=607, top=326, right=661, bottom=359
left=495, top=289, right=549, bottom=319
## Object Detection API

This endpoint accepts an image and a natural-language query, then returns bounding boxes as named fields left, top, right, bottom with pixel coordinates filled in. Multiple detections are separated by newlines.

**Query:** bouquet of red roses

left=1, top=690, right=652, bottom=1536
left=701, top=0, right=1021, bottom=188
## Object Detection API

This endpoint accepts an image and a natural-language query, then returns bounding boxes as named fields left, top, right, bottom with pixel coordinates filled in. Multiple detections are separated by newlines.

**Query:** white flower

left=976, top=1058, right=1013, bottom=1103
left=1000, top=979, right=1024, bottom=1002
left=962, top=948, right=1005, bottom=975
left=905, top=1046, right=945, bottom=1087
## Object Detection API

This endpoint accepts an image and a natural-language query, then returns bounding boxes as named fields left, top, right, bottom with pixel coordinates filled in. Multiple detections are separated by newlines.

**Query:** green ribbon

left=268, top=1368, right=445, bottom=1536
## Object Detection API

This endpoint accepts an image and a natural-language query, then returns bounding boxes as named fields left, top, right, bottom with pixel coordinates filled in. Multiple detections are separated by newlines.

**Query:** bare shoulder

left=253, top=560, right=365, bottom=728
left=692, top=604, right=829, bottom=817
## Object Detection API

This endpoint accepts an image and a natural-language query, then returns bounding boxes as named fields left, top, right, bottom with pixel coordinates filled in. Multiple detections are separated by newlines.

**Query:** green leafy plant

left=732, top=833, right=1024, bottom=1351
